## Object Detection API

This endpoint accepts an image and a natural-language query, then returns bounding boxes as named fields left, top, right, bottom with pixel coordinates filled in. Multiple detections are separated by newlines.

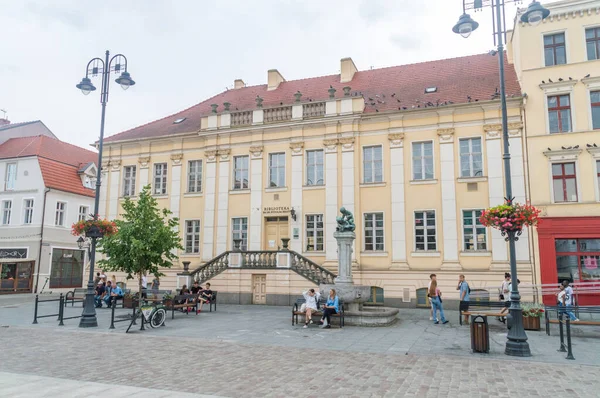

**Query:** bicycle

left=126, top=301, right=166, bottom=333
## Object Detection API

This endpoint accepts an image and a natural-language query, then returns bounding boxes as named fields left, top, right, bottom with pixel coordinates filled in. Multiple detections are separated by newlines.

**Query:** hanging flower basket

left=479, top=201, right=541, bottom=233
left=71, top=218, right=118, bottom=238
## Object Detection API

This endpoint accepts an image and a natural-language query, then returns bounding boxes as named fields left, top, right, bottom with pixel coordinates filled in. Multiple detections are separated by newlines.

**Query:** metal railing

left=32, top=294, right=63, bottom=324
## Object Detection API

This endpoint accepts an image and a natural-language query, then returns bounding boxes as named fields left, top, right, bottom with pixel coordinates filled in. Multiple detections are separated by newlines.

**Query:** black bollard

left=565, top=318, right=575, bottom=360
left=58, top=294, right=65, bottom=326
left=110, top=301, right=116, bottom=329
left=558, top=313, right=566, bottom=352
left=32, top=295, right=39, bottom=324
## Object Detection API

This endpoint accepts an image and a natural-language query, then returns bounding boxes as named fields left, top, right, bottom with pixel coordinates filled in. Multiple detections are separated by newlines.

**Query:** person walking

left=302, top=288, right=320, bottom=328
left=429, top=280, right=448, bottom=324
left=562, top=280, right=579, bottom=322
left=457, top=274, right=470, bottom=325
left=497, top=273, right=511, bottom=323
left=428, top=274, right=436, bottom=321
left=319, top=289, right=339, bottom=329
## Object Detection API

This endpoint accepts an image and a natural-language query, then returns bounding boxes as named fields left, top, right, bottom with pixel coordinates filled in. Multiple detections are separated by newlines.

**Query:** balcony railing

left=264, top=106, right=292, bottom=123
left=302, top=102, right=326, bottom=118
left=231, top=111, right=253, bottom=126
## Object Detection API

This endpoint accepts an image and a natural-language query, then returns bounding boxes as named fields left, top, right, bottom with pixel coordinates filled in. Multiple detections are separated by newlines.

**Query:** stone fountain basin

left=318, top=284, right=371, bottom=304
left=343, top=306, right=399, bottom=326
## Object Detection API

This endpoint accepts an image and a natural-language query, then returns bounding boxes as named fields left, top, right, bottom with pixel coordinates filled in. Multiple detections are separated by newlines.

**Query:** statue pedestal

left=333, top=231, right=355, bottom=285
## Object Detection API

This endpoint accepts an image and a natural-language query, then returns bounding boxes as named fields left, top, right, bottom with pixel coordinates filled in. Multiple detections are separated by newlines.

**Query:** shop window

left=1, top=262, right=33, bottom=293
left=49, top=249, right=85, bottom=289
left=366, top=286, right=384, bottom=305
left=555, top=239, right=600, bottom=284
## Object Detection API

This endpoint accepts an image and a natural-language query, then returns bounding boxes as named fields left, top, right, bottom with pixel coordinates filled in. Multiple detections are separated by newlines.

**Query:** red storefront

left=538, top=217, right=600, bottom=305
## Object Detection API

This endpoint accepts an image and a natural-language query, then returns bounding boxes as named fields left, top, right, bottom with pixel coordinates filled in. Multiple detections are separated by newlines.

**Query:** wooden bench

left=544, top=305, right=600, bottom=335
left=65, top=288, right=88, bottom=307
left=171, top=294, right=199, bottom=319
left=459, top=300, right=507, bottom=325
left=204, top=291, right=217, bottom=312
left=292, top=297, right=344, bottom=328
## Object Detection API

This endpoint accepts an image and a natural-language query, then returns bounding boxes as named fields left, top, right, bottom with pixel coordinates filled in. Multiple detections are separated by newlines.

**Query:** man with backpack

left=457, top=274, right=471, bottom=325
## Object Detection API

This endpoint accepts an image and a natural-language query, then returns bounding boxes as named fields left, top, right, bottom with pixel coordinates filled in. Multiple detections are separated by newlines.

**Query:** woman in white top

left=302, top=289, right=320, bottom=328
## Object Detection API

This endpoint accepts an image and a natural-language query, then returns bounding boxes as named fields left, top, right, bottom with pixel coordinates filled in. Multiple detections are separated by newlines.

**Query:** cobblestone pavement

left=2, top=296, right=600, bottom=397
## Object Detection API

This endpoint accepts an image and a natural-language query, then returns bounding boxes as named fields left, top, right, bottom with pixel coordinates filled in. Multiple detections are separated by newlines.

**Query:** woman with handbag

left=429, top=280, right=448, bottom=324
left=301, top=288, right=320, bottom=328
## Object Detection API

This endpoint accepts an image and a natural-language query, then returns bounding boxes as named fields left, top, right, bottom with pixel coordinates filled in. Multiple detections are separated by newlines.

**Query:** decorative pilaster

left=324, top=138, right=339, bottom=261
left=340, top=136, right=355, bottom=260
left=202, top=149, right=218, bottom=260
left=169, top=154, right=183, bottom=219
left=484, top=124, right=508, bottom=266
left=437, top=128, right=460, bottom=270
left=389, top=133, right=408, bottom=269
left=98, top=161, right=109, bottom=219
left=290, top=142, right=304, bottom=253
left=249, top=146, right=264, bottom=250
left=108, top=160, right=121, bottom=220
left=508, top=122, right=530, bottom=262
left=216, top=149, right=231, bottom=255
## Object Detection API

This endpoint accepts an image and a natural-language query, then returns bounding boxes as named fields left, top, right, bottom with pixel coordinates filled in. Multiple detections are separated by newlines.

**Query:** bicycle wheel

left=150, top=308, right=166, bottom=328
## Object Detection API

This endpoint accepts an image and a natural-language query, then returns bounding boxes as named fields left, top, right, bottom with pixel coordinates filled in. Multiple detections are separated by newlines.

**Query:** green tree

left=98, top=185, right=182, bottom=304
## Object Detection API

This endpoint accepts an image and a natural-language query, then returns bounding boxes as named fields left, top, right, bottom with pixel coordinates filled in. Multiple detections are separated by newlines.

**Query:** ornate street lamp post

left=452, top=0, right=549, bottom=357
left=76, top=51, right=135, bottom=328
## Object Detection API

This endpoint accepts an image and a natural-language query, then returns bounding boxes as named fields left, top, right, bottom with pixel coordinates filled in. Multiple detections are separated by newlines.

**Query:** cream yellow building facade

left=508, top=0, right=600, bottom=305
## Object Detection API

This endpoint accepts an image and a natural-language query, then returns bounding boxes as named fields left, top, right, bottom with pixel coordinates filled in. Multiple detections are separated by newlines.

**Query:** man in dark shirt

left=201, top=283, right=213, bottom=301
left=94, top=283, right=106, bottom=308
left=190, top=281, right=202, bottom=295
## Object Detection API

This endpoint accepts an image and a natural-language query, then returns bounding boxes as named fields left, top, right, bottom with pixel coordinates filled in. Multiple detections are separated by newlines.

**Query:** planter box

left=163, top=299, right=173, bottom=308
left=123, top=297, right=134, bottom=308
left=523, top=316, right=541, bottom=331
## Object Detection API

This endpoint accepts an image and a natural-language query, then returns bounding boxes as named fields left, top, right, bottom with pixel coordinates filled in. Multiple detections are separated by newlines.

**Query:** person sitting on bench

left=302, top=288, right=320, bottom=328
left=319, top=289, right=339, bottom=329
left=197, top=283, right=213, bottom=314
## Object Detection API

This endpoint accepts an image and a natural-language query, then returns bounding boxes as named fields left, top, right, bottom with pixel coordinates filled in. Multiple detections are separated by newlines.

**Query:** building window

left=305, top=214, right=324, bottom=251
left=597, top=160, right=600, bottom=198
left=552, top=163, right=578, bottom=202
left=23, top=199, right=34, bottom=224
left=363, top=146, right=383, bottom=183
left=591, top=91, right=600, bottom=130
left=184, top=220, right=200, bottom=254
left=231, top=217, right=248, bottom=251
left=269, top=153, right=285, bottom=188
left=415, top=211, right=436, bottom=251
left=49, top=249, right=85, bottom=289
left=233, top=156, right=249, bottom=190
left=2, top=200, right=12, bottom=225
left=55, top=202, right=66, bottom=226
left=544, top=32, right=566, bottom=66
left=555, top=239, right=600, bottom=284
left=463, top=210, right=487, bottom=251
left=153, top=163, right=168, bottom=195
left=412, top=141, right=434, bottom=180
left=122, top=166, right=136, bottom=197
left=83, top=175, right=94, bottom=189
left=78, top=206, right=89, bottom=222
left=366, top=286, right=384, bottom=305
left=364, top=212, right=384, bottom=251
left=306, top=150, right=324, bottom=186
left=459, top=138, right=483, bottom=177
left=586, top=27, right=600, bottom=60
left=548, top=95, right=572, bottom=133
left=187, top=160, right=202, bottom=193
left=5, top=163, right=16, bottom=190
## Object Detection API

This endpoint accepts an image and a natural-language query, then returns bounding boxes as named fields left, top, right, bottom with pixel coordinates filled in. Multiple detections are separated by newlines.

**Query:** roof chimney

left=0, top=118, right=10, bottom=127
left=234, top=79, right=245, bottom=89
left=267, top=69, right=285, bottom=91
left=340, top=57, right=358, bottom=83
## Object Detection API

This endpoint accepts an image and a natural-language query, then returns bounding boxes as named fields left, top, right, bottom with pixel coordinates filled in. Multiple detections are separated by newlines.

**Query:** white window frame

left=461, top=209, right=487, bottom=251
left=153, top=163, right=168, bottom=195
left=268, top=153, right=286, bottom=188
left=363, top=212, right=385, bottom=252
left=305, top=149, right=324, bottom=186
left=362, top=145, right=384, bottom=184
left=411, top=141, right=435, bottom=181
left=459, top=137, right=484, bottom=177
left=414, top=210, right=437, bottom=252
left=23, top=198, right=34, bottom=224
left=231, top=217, right=248, bottom=251
left=232, top=156, right=249, bottom=190
left=55, top=201, right=66, bottom=226
left=2, top=200, right=12, bottom=225
left=122, top=165, right=137, bottom=197
left=184, top=219, right=201, bottom=254
left=78, top=205, right=89, bottom=222
left=187, top=160, right=202, bottom=193
left=305, top=214, right=324, bottom=252
left=5, top=163, right=17, bottom=190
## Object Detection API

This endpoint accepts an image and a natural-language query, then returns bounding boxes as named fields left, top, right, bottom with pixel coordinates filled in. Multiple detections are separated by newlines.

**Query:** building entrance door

left=252, top=274, right=267, bottom=304
left=264, top=217, right=288, bottom=250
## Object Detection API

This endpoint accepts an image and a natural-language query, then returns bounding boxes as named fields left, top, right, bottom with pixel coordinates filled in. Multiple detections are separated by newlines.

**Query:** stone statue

left=336, top=207, right=355, bottom=232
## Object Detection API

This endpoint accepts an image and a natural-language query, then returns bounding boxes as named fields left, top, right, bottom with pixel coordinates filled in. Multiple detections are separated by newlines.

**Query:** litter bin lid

left=471, top=315, right=488, bottom=323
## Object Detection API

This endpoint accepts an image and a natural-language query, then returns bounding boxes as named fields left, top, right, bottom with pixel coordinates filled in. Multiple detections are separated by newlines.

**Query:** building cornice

left=543, top=148, right=582, bottom=161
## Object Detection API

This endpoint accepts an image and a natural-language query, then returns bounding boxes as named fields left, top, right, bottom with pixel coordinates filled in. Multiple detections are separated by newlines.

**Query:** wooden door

left=252, top=274, right=267, bottom=304
left=264, top=217, right=289, bottom=250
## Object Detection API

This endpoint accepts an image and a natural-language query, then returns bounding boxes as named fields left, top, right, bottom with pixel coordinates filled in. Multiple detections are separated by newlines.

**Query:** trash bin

left=471, top=315, right=489, bottom=353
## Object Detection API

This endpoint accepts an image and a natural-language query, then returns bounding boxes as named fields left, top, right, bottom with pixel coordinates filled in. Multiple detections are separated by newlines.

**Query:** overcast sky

left=0, top=0, right=550, bottom=151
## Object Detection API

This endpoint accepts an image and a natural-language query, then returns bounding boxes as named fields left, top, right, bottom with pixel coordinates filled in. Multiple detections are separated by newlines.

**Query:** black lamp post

left=452, top=0, right=549, bottom=357
left=76, top=51, right=135, bottom=328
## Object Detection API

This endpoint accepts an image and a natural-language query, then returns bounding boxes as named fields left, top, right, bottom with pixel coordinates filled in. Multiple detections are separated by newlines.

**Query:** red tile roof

left=0, top=135, right=97, bottom=197
left=105, top=53, right=521, bottom=143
